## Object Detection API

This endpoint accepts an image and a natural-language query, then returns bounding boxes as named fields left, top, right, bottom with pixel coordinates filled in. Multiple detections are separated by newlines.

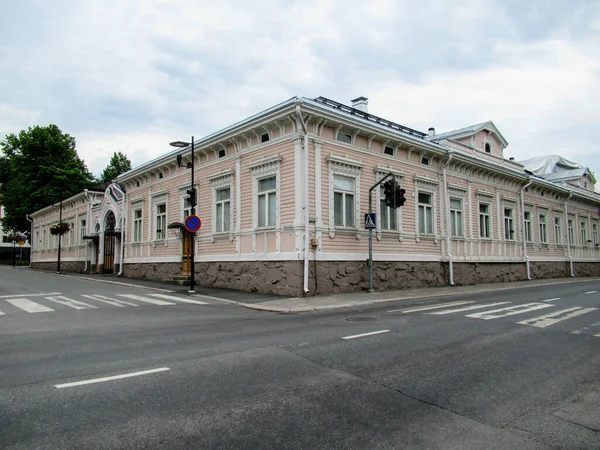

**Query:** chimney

left=351, top=96, right=368, bottom=113
left=509, top=157, right=515, bottom=161
left=428, top=127, right=435, bottom=137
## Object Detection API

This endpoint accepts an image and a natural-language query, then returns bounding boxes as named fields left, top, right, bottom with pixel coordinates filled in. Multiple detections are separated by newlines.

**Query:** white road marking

left=543, top=298, right=561, bottom=302
left=81, top=295, right=138, bottom=307
left=0, top=293, right=61, bottom=299
left=466, top=302, right=553, bottom=320
left=0, top=309, right=4, bottom=315
left=117, top=294, right=175, bottom=306
left=342, top=330, right=391, bottom=340
left=148, top=294, right=208, bottom=305
left=6, top=298, right=54, bottom=313
left=517, top=307, right=598, bottom=328
left=389, top=301, right=474, bottom=314
left=46, top=296, right=98, bottom=310
left=427, top=302, right=511, bottom=315
left=55, top=367, right=170, bottom=389
left=572, top=321, right=600, bottom=335
left=584, top=291, right=597, bottom=295
left=595, top=334, right=600, bottom=338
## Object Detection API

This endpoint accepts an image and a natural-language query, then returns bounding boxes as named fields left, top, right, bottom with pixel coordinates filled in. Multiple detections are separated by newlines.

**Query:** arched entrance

left=103, top=210, right=116, bottom=273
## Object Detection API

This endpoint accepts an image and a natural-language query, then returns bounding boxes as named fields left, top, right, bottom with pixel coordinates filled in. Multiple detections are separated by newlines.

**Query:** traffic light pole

left=189, top=136, right=195, bottom=294
left=368, top=172, right=394, bottom=292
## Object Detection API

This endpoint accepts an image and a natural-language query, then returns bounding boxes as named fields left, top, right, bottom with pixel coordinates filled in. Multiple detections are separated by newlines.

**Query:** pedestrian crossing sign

left=364, top=213, right=376, bottom=229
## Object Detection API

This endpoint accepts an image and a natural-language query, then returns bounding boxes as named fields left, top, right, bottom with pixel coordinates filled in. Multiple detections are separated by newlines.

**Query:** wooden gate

left=181, top=232, right=192, bottom=276
left=104, top=235, right=115, bottom=273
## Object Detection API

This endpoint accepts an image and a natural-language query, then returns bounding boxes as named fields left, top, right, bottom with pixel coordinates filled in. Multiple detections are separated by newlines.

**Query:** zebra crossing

left=0, top=292, right=208, bottom=316
left=392, top=297, right=600, bottom=338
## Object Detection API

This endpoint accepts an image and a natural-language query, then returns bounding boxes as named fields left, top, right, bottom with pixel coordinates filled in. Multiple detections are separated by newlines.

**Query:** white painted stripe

left=342, top=330, right=391, bottom=340
left=46, top=296, right=98, bottom=310
left=389, top=301, right=474, bottom=314
left=428, top=302, right=511, bottom=315
left=518, top=307, right=597, bottom=328
left=148, top=294, right=208, bottom=305
left=595, top=334, right=600, bottom=338
left=0, top=309, right=5, bottom=316
left=584, top=291, right=597, bottom=295
left=6, top=298, right=54, bottom=313
left=81, top=295, right=138, bottom=307
left=543, top=298, right=561, bottom=302
left=0, top=292, right=61, bottom=299
left=117, top=294, right=175, bottom=306
left=572, top=321, right=600, bottom=335
left=466, top=303, right=553, bottom=320
left=55, top=367, right=170, bottom=389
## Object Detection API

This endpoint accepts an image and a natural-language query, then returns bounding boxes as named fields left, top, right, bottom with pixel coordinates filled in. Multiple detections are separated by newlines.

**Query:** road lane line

left=6, top=298, right=54, bottom=313
left=584, top=291, right=597, bottom=295
left=0, top=309, right=4, bottom=315
left=81, top=295, right=138, bottom=307
left=428, top=302, right=511, bottom=315
left=0, top=293, right=61, bottom=299
left=116, top=294, right=175, bottom=306
left=55, top=367, right=171, bottom=389
left=148, top=294, right=208, bottom=305
left=342, top=330, right=390, bottom=340
left=517, top=307, right=597, bottom=328
left=389, top=301, right=474, bottom=314
left=46, top=296, right=98, bottom=310
left=543, top=298, right=561, bottom=302
left=466, top=303, right=552, bottom=320
left=572, top=321, right=600, bottom=335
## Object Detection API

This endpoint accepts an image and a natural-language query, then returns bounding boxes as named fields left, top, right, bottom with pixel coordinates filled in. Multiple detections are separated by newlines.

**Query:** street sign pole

left=368, top=172, right=393, bottom=292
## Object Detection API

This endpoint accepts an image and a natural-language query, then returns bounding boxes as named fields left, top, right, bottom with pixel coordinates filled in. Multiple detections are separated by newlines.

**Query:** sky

left=1, top=0, right=599, bottom=188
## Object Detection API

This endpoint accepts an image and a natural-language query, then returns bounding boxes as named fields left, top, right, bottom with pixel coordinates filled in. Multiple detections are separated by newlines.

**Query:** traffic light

left=383, top=180, right=394, bottom=207
left=187, top=187, right=197, bottom=207
left=395, top=187, right=406, bottom=207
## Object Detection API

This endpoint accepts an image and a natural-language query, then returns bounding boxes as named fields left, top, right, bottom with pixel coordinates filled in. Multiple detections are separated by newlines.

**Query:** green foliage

left=100, top=151, right=132, bottom=183
left=0, top=125, right=95, bottom=235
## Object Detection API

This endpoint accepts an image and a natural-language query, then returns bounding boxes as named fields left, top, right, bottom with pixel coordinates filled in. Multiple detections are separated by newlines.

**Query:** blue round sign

left=184, top=215, right=202, bottom=233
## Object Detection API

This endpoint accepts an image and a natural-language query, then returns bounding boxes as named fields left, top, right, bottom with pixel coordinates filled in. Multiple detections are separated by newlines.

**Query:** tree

left=99, top=151, right=132, bottom=183
left=0, top=125, right=95, bottom=235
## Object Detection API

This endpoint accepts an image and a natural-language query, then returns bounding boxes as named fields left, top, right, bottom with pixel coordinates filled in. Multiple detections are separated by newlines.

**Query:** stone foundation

left=452, top=262, right=527, bottom=285
left=31, top=261, right=88, bottom=273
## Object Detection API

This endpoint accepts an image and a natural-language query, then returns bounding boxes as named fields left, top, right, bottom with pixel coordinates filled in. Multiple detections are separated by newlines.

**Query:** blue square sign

left=364, top=213, right=376, bottom=229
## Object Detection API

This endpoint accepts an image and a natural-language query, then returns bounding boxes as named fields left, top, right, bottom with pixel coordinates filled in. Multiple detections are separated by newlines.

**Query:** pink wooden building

left=30, top=96, right=600, bottom=295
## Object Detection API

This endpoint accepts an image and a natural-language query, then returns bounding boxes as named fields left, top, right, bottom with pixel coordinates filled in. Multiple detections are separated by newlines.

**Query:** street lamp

left=170, top=136, right=196, bottom=293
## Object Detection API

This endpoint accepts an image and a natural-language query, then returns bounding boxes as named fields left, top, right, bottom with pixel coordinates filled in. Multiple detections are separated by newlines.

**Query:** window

left=42, top=229, right=47, bottom=249
left=2, top=235, right=8, bottom=243
left=524, top=211, right=532, bottom=242
left=155, top=204, right=166, bottom=240
left=334, top=175, right=356, bottom=227
left=384, top=146, right=394, bottom=156
left=484, top=142, right=491, bottom=153
left=257, top=176, right=277, bottom=228
left=80, top=219, right=87, bottom=243
left=218, top=149, right=226, bottom=158
left=449, top=199, right=463, bottom=237
left=336, top=131, right=352, bottom=144
left=554, top=216, right=562, bottom=245
left=158, top=172, right=164, bottom=179
left=379, top=182, right=398, bottom=231
left=215, top=187, right=231, bottom=233
left=421, top=156, right=429, bottom=165
left=418, top=192, right=433, bottom=234
left=261, top=133, right=270, bottom=143
left=133, top=209, right=143, bottom=242
left=182, top=196, right=192, bottom=220
left=479, top=204, right=491, bottom=239
left=69, top=222, right=75, bottom=246
left=593, top=223, right=598, bottom=246
left=568, top=219, right=574, bottom=245
left=581, top=221, right=587, bottom=245
left=504, top=208, right=515, bottom=240
left=539, top=214, right=547, bottom=243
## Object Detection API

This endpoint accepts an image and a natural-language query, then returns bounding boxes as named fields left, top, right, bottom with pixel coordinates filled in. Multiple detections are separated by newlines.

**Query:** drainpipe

left=295, top=103, right=310, bottom=294
left=84, top=189, right=90, bottom=272
left=111, top=183, right=127, bottom=276
left=25, top=214, right=33, bottom=267
left=564, top=192, right=574, bottom=276
left=521, top=179, right=533, bottom=280
left=441, top=152, right=454, bottom=285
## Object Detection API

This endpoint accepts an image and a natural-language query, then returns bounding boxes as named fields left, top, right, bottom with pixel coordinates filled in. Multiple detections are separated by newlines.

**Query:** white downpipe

left=441, top=152, right=454, bottom=285
left=521, top=179, right=533, bottom=280
left=296, top=104, right=310, bottom=294
left=111, top=183, right=127, bottom=277
left=25, top=214, right=33, bottom=267
left=564, top=192, right=574, bottom=277
left=84, top=189, right=92, bottom=272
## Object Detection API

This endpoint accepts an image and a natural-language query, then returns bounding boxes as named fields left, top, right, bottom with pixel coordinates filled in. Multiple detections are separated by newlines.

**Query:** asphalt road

left=1, top=266, right=599, bottom=449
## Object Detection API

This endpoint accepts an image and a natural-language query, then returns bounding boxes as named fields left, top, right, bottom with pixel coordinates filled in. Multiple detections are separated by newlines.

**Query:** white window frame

left=580, top=220, right=588, bottom=246
left=524, top=211, right=533, bottom=242
left=568, top=219, right=574, bottom=245
left=418, top=192, right=434, bottom=235
left=208, top=172, right=234, bottom=236
left=479, top=203, right=491, bottom=239
left=327, top=156, right=362, bottom=237
left=539, top=214, right=547, bottom=244
left=376, top=173, right=401, bottom=233
left=79, top=218, right=86, bottom=244
left=593, top=222, right=598, bottom=246
left=449, top=198, right=464, bottom=238
left=251, top=156, right=281, bottom=231
left=133, top=208, right=143, bottom=243
left=504, top=207, right=515, bottom=241
left=554, top=215, right=562, bottom=245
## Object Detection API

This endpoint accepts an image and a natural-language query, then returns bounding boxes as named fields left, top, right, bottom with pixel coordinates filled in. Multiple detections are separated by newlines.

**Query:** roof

left=428, top=120, right=509, bottom=147
left=518, top=155, right=596, bottom=184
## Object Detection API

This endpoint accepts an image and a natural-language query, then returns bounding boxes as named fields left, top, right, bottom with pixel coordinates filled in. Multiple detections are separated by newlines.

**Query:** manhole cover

left=345, top=317, right=377, bottom=322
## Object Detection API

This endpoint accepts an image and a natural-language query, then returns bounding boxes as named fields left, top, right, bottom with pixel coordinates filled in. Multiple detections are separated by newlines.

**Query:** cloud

left=0, top=0, right=598, bottom=187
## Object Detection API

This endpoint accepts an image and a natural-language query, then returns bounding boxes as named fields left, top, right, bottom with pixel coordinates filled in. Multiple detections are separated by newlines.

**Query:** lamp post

left=170, top=136, right=196, bottom=293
